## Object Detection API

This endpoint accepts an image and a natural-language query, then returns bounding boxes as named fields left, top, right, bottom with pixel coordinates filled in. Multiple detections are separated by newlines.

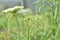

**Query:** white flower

left=2, top=6, right=24, bottom=13
left=2, top=9, right=9, bottom=13
left=2, top=8, right=12, bottom=13
left=11, top=6, right=24, bottom=11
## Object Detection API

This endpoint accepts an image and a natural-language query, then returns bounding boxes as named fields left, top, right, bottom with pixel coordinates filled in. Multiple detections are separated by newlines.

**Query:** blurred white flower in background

left=1, top=6, right=32, bottom=16
left=11, top=6, right=24, bottom=11
left=1, top=6, right=24, bottom=13
left=2, top=8, right=12, bottom=13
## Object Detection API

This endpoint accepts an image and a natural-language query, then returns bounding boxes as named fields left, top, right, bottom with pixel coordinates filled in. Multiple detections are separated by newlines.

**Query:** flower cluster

left=2, top=6, right=24, bottom=13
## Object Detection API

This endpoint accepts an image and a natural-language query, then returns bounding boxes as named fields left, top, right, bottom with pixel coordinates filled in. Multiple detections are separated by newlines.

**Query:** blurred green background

left=0, top=0, right=60, bottom=40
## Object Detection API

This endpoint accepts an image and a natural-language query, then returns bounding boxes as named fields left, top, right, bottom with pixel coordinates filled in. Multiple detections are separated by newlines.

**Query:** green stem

left=15, top=15, right=20, bottom=40
left=28, top=25, right=29, bottom=40
left=7, top=14, right=14, bottom=40
left=56, top=3, right=59, bottom=26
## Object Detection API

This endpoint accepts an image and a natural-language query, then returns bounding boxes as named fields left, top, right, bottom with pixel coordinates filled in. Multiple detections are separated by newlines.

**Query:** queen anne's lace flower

left=2, top=8, right=12, bottom=13
left=2, top=6, right=24, bottom=13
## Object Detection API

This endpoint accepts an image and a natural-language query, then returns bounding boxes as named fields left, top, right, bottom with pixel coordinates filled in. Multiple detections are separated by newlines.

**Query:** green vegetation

left=0, top=8, right=60, bottom=40
left=0, top=0, right=60, bottom=40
